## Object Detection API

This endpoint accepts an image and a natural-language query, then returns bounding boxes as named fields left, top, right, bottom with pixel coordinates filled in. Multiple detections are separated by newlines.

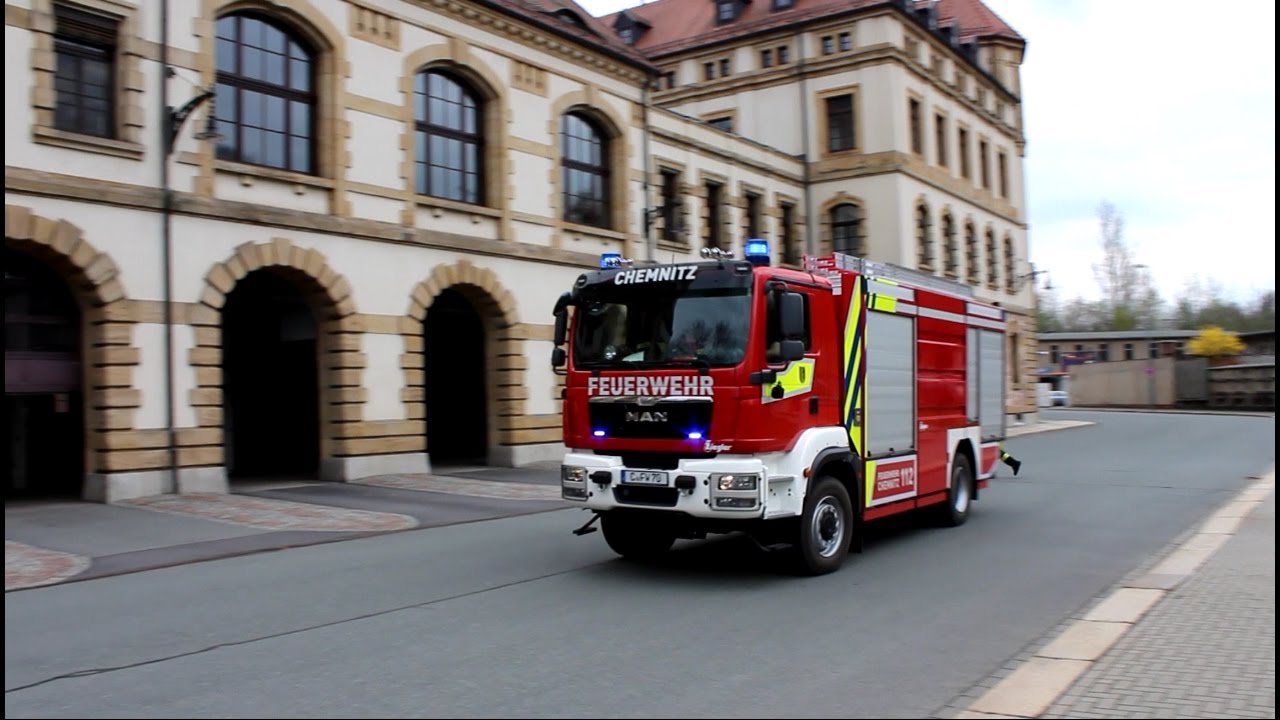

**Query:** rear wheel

left=601, top=512, right=675, bottom=562
left=796, top=477, right=854, bottom=575
left=937, top=453, right=975, bottom=527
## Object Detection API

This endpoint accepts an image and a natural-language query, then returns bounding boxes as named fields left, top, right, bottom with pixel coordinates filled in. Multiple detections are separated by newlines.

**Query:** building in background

left=4, top=0, right=1032, bottom=502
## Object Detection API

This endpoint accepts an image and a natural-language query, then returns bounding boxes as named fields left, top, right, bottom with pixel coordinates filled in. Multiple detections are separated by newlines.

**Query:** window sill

left=415, top=194, right=501, bottom=219
left=215, top=159, right=334, bottom=189
left=656, top=239, right=691, bottom=254
left=32, top=126, right=144, bottom=160
left=560, top=221, right=626, bottom=241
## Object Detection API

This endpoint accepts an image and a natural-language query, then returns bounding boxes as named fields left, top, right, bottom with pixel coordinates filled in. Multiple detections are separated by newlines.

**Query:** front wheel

left=600, top=512, right=675, bottom=562
left=796, top=477, right=854, bottom=576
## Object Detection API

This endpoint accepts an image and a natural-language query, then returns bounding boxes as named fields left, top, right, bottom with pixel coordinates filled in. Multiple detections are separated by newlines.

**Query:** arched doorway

left=5, top=250, right=84, bottom=498
left=222, top=270, right=320, bottom=479
left=424, top=288, right=488, bottom=467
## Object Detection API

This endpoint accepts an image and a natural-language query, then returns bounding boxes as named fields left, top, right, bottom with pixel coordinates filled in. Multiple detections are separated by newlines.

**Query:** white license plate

left=621, top=470, right=669, bottom=486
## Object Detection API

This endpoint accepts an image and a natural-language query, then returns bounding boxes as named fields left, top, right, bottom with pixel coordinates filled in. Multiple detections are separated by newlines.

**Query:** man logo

left=625, top=411, right=668, bottom=423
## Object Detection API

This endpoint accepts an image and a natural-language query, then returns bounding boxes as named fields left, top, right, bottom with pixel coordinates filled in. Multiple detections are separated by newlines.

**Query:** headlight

left=562, top=466, right=588, bottom=483
left=561, top=465, right=588, bottom=501
left=715, top=474, right=760, bottom=491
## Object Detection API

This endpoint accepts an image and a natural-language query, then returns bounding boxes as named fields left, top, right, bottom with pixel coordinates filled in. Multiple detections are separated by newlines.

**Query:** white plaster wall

left=345, top=40, right=404, bottom=105
left=132, top=323, right=168, bottom=430
left=347, top=112, right=405, bottom=188
left=510, top=221, right=554, bottom=247
left=362, top=333, right=407, bottom=420
left=347, top=191, right=404, bottom=224
left=509, top=152, right=555, bottom=216
left=6, top=195, right=166, bottom=301
left=214, top=175, right=331, bottom=214
left=524, top=339, right=557, bottom=416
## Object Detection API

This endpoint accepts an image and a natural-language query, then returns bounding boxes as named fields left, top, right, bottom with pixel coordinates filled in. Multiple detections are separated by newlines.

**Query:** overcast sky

left=577, top=0, right=1277, bottom=307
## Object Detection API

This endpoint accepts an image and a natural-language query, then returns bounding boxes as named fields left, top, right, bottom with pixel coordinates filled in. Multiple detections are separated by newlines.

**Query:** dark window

left=414, top=70, right=483, bottom=205
left=980, top=139, right=991, bottom=189
left=942, top=212, right=957, bottom=276
left=705, top=181, right=724, bottom=249
left=561, top=112, right=610, bottom=229
left=831, top=203, right=861, bottom=255
left=215, top=12, right=316, bottom=174
left=708, top=116, right=733, bottom=132
left=780, top=202, right=797, bottom=265
left=1003, top=234, right=1015, bottom=293
left=1098, top=343, right=1109, bottom=363
left=772, top=0, right=794, bottom=9
left=934, top=113, right=947, bottom=167
left=662, top=71, right=676, bottom=89
left=1124, top=343, right=1134, bottom=361
left=825, top=94, right=854, bottom=153
left=965, top=221, right=979, bottom=284
left=746, top=192, right=761, bottom=239
left=839, top=32, right=852, bottom=51
left=1050, top=345, right=1059, bottom=364
left=761, top=49, right=773, bottom=68
left=619, top=26, right=634, bottom=44
left=660, top=169, right=681, bottom=242
left=958, top=127, right=971, bottom=179
left=985, top=229, right=998, bottom=288
left=916, top=201, right=933, bottom=269
left=778, top=46, right=790, bottom=64
left=716, top=0, right=739, bottom=22
left=53, top=6, right=118, bottom=138
left=998, top=151, right=1009, bottom=197
left=909, top=97, right=923, bottom=155
left=703, top=62, right=715, bottom=81
left=821, top=35, right=834, bottom=55
left=719, top=58, right=731, bottom=77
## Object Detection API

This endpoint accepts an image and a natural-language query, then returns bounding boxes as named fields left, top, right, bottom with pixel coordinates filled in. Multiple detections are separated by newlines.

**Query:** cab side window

left=765, top=289, right=811, bottom=363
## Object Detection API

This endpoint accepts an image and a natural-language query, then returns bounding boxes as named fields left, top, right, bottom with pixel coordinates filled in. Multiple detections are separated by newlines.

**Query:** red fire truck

left=549, top=242, right=1009, bottom=575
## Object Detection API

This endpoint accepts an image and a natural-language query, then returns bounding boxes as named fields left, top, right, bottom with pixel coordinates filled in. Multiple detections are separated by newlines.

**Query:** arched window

left=964, top=219, right=979, bottom=284
left=414, top=70, right=483, bottom=205
left=561, top=112, right=610, bottom=229
left=830, top=203, right=862, bottom=255
left=215, top=12, right=315, bottom=174
left=1003, top=233, right=1016, bottom=293
left=985, top=227, right=999, bottom=288
left=942, top=211, right=958, bottom=277
left=916, top=200, right=933, bottom=270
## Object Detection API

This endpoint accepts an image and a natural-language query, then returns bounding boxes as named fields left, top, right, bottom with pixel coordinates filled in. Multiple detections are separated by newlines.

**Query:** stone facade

left=4, top=0, right=1035, bottom=502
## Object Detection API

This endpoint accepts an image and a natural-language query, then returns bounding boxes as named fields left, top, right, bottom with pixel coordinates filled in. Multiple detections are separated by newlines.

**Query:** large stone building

left=4, top=0, right=1034, bottom=502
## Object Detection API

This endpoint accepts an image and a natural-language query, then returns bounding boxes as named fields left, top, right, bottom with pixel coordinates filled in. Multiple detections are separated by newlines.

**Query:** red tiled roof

left=599, top=0, right=1022, bottom=57
left=477, top=0, right=657, bottom=69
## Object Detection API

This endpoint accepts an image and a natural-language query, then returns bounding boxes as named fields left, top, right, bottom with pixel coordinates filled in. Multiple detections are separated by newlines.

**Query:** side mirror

left=779, top=291, right=805, bottom=340
left=553, top=311, right=568, bottom=347
left=780, top=339, right=805, bottom=362
left=551, top=346, right=567, bottom=368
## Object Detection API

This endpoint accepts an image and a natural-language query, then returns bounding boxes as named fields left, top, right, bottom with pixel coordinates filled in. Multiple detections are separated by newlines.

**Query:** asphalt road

left=4, top=410, right=1274, bottom=719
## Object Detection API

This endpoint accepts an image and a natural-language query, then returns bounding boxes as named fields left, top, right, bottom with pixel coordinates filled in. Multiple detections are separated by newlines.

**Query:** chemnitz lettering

left=613, top=266, right=698, bottom=285
left=588, top=376, right=714, bottom=396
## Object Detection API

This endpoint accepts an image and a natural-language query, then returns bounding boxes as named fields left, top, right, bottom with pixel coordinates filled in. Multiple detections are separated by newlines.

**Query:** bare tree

left=1091, top=201, right=1160, bottom=330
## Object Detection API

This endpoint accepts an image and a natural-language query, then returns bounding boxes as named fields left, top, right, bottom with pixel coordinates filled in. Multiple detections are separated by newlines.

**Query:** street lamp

left=1014, top=263, right=1053, bottom=292
left=1135, top=263, right=1155, bottom=407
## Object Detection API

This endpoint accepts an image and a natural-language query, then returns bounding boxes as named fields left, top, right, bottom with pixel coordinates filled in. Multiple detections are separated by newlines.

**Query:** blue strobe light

left=744, top=238, right=771, bottom=266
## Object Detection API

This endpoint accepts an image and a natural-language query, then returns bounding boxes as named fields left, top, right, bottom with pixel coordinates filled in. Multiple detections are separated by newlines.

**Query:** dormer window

left=612, top=10, right=650, bottom=46
left=772, top=0, right=793, bottom=10
left=715, top=0, right=745, bottom=24
left=619, top=26, right=634, bottom=44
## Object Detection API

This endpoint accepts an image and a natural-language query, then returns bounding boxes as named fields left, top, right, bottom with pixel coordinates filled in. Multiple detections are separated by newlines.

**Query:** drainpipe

left=160, top=0, right=179, bottom=493
left=641, top=79, right=655, bottom=264
left=795, top=30, right=815, bottom=255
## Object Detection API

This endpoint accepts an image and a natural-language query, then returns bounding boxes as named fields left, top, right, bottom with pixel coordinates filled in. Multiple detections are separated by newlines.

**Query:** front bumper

left=560, top=452, right=772, bottom=519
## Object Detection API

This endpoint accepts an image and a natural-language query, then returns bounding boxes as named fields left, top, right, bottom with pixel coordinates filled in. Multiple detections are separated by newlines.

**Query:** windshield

left=573, top=286, right=751, bottom=368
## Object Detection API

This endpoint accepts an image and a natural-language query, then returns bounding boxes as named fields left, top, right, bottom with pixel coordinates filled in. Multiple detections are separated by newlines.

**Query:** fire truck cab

left=550, top=241, right=1009, bottom=575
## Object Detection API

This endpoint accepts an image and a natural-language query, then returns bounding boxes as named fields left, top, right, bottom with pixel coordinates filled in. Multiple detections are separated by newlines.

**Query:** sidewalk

left=943, top=469, right=1276, bottom=719
left=6, top=419, right=1091, bottom=593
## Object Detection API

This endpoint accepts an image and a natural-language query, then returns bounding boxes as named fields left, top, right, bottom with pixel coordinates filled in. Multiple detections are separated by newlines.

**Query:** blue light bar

left=687, top=431, right=703, bottom=440
left=600, top=252, right=621, bottom=269
left=744, top=238, right=770, bottom=266
left=593, top=430, right=606, bottom=437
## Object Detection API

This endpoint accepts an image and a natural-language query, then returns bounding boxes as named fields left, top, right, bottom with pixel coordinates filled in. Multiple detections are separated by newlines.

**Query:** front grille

left=612, top=486, right=679, bottom=507
left=597, top=450, right=717, bottom=470
left=588, top=398, right=713, bottom=440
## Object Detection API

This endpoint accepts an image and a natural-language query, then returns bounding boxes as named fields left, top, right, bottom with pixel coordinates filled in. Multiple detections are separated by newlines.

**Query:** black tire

left=937, top=453, right=975, bottom=527
left=796, top=477, right=854, bottom=576
left=600, top=512, right=675, bottom=562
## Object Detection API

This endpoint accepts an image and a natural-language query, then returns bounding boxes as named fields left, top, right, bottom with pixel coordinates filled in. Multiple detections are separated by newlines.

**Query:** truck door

left=862, top=281, right=918, bottom=510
